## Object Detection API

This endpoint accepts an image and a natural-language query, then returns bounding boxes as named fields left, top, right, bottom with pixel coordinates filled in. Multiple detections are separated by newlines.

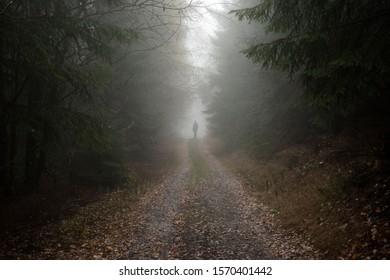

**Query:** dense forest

left=207, top=0, right=390, bottom=157
left=1, top=0, right=195, bottom=199
left=0, top=0, right=389, bottom=260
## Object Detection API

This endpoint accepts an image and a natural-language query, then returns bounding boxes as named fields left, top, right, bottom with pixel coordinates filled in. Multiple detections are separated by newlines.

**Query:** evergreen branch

left=237, top=6, right=390, bottom=46
left=0, top=0, right=17, bottom=15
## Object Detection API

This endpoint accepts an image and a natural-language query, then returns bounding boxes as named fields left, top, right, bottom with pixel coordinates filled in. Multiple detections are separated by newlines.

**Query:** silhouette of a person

left=192, top=121, right=199, bottom=139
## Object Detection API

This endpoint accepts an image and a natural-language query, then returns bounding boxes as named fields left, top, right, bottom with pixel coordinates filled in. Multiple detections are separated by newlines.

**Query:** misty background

left=1, top=0, right=389, bottom=260
left=1, top=0, right=389, bottom=207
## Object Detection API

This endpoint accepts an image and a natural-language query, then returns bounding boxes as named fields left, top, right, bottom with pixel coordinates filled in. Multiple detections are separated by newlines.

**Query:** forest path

left=0, top=139, right=315, bottom=259
left=114, top=139, right=313, bottom=259
left=121, top=139, right=273, bottom=259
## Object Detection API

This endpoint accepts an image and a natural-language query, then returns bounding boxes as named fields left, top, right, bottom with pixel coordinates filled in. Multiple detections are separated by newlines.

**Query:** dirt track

left=0, top=139, right=316, bottom=259
left=115, top=140, right=315, bottom=259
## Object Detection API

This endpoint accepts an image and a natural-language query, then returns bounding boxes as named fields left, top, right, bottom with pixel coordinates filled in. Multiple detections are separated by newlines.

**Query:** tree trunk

left=23, top=0, right=44, bottom=194
left=0, top=31, right=12, bottom=198
left=0, top=121, right=11, bottom=198
left=384, top=130, right=390, bottom=161
left=24, top=129, right=37, bottom=193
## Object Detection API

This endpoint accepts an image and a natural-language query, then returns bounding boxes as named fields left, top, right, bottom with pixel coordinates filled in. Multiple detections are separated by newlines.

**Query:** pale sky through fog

left=178, top=0, right=231, bottom=138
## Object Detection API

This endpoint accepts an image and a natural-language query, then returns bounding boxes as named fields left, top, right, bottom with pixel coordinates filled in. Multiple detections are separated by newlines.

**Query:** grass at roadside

left=188, top=139, right=209, bottom=184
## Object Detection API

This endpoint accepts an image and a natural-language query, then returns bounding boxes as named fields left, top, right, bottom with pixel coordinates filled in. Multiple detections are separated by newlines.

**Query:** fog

left=2, top=0, right=389, bottom=262
left=178, top=95, right=208, bottom=138
left=175, top=0, right=227, bottom=138
left=176, top=0, right=245, bottom=139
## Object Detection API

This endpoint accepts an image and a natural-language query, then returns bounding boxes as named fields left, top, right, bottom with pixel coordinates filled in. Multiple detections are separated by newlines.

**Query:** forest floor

left=0, top=139, right=318, bottom=259
left=212, top=130, right=390, bottom=260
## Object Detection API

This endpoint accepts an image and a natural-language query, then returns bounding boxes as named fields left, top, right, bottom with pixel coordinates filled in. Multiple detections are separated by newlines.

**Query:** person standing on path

left=192, top=120, right=199, bottom=139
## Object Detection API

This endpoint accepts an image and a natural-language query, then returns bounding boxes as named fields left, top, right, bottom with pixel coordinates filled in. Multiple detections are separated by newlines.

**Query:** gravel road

left=120, top=140, right=315, bottom=259
left=0, top=139, right=316, bottom=259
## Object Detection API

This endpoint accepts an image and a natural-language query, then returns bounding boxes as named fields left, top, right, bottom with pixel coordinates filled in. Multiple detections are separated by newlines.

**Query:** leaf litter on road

left=0, top=140, right=318, bottom=259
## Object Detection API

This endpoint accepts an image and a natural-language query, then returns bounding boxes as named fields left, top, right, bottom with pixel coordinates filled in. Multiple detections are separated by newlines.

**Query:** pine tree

left=0, top=0, right=138, bottom=195
left=232, top=0, right=390, bottom=120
